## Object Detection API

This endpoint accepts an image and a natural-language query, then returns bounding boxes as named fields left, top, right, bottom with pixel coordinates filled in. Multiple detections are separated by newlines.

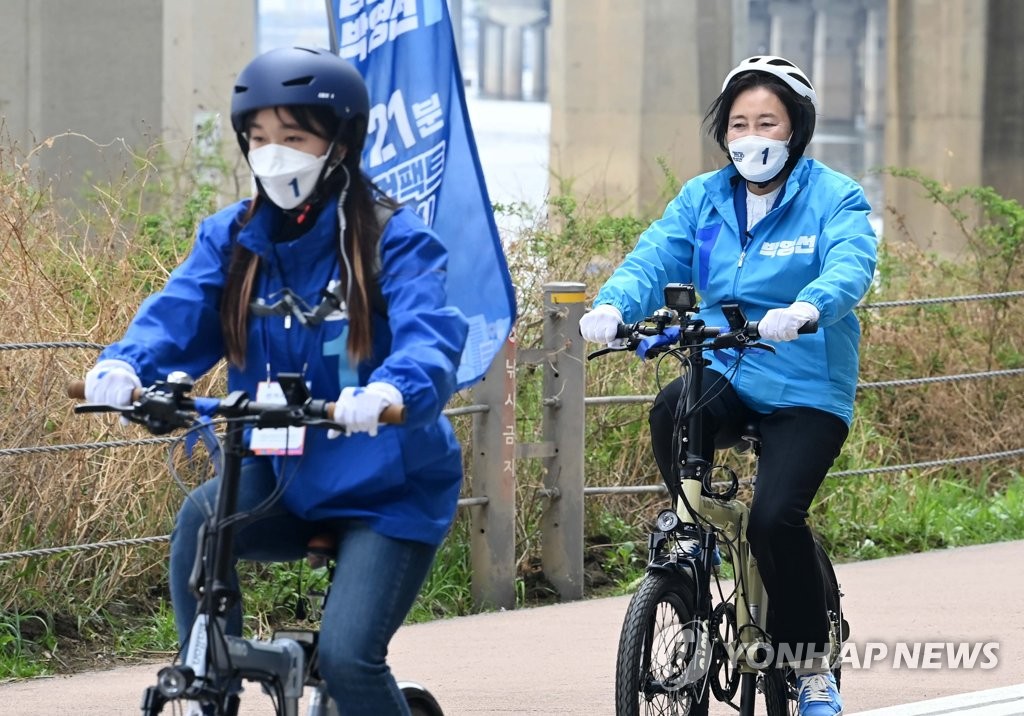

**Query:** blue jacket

left=100, top=197, right=470, bottom=545
left=594, top=158, right=877, bottom=425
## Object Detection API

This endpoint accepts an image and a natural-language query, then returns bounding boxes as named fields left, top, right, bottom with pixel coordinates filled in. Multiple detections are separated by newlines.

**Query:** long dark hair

left=703, top=72, right=817, bottom=177
left=220, top=105, right=397, bottom=368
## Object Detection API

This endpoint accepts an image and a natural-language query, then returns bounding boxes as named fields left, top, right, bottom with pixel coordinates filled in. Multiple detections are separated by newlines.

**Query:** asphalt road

left=2, top=540, right=1022, bottom=715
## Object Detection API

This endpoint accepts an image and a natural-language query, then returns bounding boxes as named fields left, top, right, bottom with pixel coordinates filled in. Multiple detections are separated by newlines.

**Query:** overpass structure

left=0, top=0, right=1020, bottom=253
left=547, top=0, right=1022, bottom=254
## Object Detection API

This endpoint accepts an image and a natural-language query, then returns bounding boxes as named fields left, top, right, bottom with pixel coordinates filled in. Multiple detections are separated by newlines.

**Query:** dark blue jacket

left=101, top=197, right=469, bottom=545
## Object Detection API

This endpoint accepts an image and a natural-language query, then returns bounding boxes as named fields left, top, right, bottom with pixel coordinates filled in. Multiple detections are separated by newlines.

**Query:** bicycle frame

left=155, top=418, right=303, bottom=715
left=71, top=373, right=412, bottom=716
left=669, top=342, right=773, bottom=712
left=599, top=287, right=826, bottom=716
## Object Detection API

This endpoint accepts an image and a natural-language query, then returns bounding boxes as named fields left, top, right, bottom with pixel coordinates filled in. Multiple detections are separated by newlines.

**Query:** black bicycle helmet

left=230, top=46, right=370, bottom=148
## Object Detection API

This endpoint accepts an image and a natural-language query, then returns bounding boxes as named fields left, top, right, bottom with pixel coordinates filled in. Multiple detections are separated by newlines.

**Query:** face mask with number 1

left=728, top=135, right=790, bottom=184
left=247, top=144, right=330, bottom=210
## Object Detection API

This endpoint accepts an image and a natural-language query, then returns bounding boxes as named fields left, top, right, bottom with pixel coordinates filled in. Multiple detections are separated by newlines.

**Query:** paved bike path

left=2, top=540, right=1021, bottom=715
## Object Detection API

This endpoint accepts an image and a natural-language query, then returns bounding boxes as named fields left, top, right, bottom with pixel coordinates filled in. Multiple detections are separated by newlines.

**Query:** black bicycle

left=589, top=284, right=848, bottom=716
left=70, top=372, right=444, bottom=716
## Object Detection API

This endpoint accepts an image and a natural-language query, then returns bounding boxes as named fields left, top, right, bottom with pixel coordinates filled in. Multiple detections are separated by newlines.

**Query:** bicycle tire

left=762, top=668, right=795, bottom=716
left=763, top=538, right=845, bottom=716
left=615, top=570, right=710, bottom=716
left=400, top=681, right=444, bottom=716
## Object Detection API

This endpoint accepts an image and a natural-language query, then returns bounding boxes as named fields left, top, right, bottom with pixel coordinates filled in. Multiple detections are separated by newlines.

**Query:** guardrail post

left=540, top=281, right=587, bottom=600
left=469, top=336, right=517, bottom=610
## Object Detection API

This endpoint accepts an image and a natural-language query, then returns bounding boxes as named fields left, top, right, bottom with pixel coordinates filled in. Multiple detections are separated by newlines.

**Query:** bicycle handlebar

left=66, top=377, right=406, bottom=433
left=589, top=302, right=817, bottom=361
left=612, top=318, right=817, bottom=342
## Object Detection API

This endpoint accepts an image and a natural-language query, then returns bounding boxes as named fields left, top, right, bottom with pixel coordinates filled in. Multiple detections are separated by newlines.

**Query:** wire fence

left=1, top=289, right=1022, bottom=566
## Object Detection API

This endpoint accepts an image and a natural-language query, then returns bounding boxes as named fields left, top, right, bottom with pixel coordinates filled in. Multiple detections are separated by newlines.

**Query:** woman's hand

left=579, top=304, right=624, bottom=345
left=758, top=301, right=820, bottom=342
left=84, top=359, right=142, bottom=406
left=329, top=382, right=404, bottom=438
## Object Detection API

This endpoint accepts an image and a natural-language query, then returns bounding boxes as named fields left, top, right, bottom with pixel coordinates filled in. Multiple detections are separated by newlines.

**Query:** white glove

left=84, top=359, right=141, bottom=406
left=329, top=381, right=403, bottom=438
left=579, top=304, right=624, bottom=345
left=758, top=301, right=820, bottom=342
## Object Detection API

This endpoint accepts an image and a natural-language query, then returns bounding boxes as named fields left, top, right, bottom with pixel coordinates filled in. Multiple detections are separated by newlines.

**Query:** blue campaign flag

left=326, top=0, right=516, bottom=390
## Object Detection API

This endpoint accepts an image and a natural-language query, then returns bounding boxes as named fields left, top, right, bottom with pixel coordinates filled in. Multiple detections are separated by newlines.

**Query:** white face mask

left=727, top=135, right=790, bottom=184
left=247, top=144, right=329, bottom=210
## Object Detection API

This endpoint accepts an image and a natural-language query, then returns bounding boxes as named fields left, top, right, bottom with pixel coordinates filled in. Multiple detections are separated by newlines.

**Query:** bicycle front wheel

left=615, top=570, right=709, bottom=716
left=399, top=681, right=444, bottom=716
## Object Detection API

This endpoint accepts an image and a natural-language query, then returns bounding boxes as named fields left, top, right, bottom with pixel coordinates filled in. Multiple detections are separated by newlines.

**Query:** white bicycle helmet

left=721, top=56, right=818, bottom=113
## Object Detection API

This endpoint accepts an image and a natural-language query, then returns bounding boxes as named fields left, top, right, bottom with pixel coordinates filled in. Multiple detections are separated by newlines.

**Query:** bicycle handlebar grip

left=67, top=380, right=85, bottom=399
left=615, top=323, right=631, bottom=339
left=380, top=404, right=406, bottom=424
left=66, top=380, right=144, bottom=402
left=323, top=402, right=407, bottom=424
left=798, top=320, right=819, bottom=334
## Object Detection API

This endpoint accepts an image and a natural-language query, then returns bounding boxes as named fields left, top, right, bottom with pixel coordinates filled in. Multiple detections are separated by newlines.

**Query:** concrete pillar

left=504, top=25, right=525, bottom=100
left=811, top=1, right=860, bottom=127
left=528, top=21, right=548, bottom=101
left=883, top=0, right=992, bottom=255
left=476, top=0, right=548, bottom=101
left=450, top=0, right=464, bottom=61
left=768, top=0, right=815, bottom=74
left=0, top=0, right=253, bottom=200
left=479, top=20, right=505, bottom=98
left=981, top=0, right=1024, bottom=206
left=807, top=1, right=864, bottom=180
left=747, top=0, right=773, bottom=56
left=548, top=0, right=733, bottom=217
left=862, top=0, right=887, bottom=131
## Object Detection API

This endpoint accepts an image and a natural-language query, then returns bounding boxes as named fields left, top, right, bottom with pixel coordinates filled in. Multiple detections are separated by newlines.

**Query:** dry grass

left=2, top=136, right=1022, bottom=624
left=0, top=136, right=219, bottom=612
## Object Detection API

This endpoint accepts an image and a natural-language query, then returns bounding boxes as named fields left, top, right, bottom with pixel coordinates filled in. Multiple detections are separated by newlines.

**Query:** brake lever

left=747, top=341, right=776, bottom=354
left=307, top=418, right=346, bottom=431
left=73, top=403, right=130, bottom=415
left=709, top=333, right=776, bottom=353
left=587, top=343, right=631, bottom=361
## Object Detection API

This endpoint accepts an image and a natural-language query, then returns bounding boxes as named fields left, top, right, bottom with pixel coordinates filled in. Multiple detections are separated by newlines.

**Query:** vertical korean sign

left=328, top=0, right=516, bottom=389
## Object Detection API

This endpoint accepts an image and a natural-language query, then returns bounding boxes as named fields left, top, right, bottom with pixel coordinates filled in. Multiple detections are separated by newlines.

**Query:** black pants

left=649, top=368, right=848, bottom=654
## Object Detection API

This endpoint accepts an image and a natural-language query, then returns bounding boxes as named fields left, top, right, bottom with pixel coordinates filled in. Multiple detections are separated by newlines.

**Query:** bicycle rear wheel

left=615, top=570, right=710, bottom=716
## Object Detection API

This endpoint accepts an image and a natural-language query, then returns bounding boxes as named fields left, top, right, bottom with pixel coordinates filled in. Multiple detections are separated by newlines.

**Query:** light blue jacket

left=594, top=158, right=877, bottom=425
left=100, top=197, right=469, bottom=545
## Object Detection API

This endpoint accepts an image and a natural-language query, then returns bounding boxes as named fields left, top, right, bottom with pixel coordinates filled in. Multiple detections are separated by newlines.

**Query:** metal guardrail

left=2, top=283, right=1022, bottom=610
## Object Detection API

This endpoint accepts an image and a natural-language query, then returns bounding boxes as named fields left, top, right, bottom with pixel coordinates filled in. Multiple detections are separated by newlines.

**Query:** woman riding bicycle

left=580, top=56, right=877, bottom=716
left=84, top=46, right=468, bottom=716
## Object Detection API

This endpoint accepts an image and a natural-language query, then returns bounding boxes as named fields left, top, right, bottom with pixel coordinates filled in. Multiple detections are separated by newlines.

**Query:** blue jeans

left=169, top=458, right=438, bottom=716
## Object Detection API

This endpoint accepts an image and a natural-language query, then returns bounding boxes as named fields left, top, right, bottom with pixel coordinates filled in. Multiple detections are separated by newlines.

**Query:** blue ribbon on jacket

left=183, top=397, right=223, bottom=474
